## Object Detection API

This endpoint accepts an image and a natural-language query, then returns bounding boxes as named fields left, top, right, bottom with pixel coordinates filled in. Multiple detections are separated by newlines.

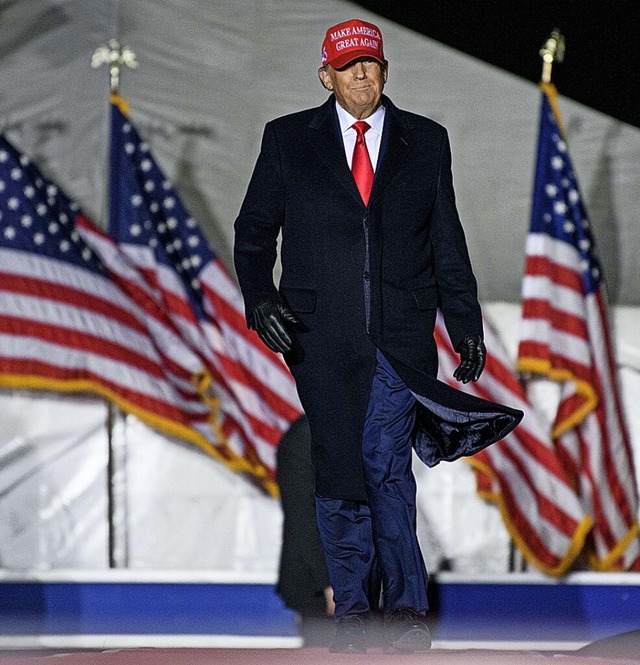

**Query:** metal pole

left=106, top=401, right=129, bottom=567
left=106, top=401, right=117, bottom=568
left=539, top=29, right=565, bottom=84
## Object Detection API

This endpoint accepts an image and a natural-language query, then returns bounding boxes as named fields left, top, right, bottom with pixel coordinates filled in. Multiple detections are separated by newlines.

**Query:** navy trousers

left=316, top=349, right=429, bottom=619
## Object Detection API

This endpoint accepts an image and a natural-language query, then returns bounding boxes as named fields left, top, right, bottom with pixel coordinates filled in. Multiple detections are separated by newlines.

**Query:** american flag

left=435, top=313, right=591, bottom=575
left=0, top=134, right=254, bottom=477
left=107, top=96, right=302, bottom=494
left=517, top=83, right=640, bottom=570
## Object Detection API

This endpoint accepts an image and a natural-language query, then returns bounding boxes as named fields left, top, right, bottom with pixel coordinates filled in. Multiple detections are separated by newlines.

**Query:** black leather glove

left=248, top=300, right=301, bottom=354
left=453, top=334, right=486, bottom=384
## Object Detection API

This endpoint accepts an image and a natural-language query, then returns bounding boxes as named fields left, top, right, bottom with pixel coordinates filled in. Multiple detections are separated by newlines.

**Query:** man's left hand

left=453, top=334, right=486, bottom=383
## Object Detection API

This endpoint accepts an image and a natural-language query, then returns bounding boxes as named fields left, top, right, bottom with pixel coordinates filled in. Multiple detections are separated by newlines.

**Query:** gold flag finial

left=91, top=39, right=138, bottom=94
left=539, top=29, right=565, bottom=84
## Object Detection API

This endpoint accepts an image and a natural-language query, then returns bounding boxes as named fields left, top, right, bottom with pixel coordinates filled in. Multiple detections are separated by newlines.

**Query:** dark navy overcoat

left=234, top=95, right=522, bottom=500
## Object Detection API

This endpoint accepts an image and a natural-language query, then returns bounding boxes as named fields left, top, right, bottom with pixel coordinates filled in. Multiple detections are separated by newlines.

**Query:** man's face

left=318, top=58, right=388, bottom=119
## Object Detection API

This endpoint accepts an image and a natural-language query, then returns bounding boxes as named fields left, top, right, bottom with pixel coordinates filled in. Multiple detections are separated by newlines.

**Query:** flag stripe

left=524, top=254, right=584, bottom=293
left=0, top=270, right=150, bottom=336
left=0, top=350, right=208, bottom=421
left=0, top=332, right=211, bottom=414
left=0, top=313, right=168, bottom=379
left=522, top=299, right=589, bottom=340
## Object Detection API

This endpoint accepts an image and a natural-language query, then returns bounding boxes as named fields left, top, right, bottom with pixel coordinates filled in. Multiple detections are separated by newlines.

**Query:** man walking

left=234, top=18, right=522, bottom=653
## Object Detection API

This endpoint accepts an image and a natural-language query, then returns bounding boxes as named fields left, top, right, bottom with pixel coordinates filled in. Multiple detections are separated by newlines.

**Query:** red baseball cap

left=321, top=19, right=385, bottom=70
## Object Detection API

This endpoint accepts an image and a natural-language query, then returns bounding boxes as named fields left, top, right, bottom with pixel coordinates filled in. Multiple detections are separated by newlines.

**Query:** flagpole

left=92, top=39, right=138, bottom=568
left=539, top=29, right=565, bottom=84
left=105, top=402, right=128, bottom=568
left=502, top=29, right=569, bottom=573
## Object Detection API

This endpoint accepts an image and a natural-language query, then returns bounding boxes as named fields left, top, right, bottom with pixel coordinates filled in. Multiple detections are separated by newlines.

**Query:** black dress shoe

left=383, top=607, right=432, bottom=653
left=329, top=614, right=367, bottom=653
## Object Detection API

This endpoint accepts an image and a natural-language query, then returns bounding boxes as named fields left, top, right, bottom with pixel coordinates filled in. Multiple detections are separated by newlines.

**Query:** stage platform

left=1, top=647, right=640, bottom=665
left=1, top=570, right=640, bottom=658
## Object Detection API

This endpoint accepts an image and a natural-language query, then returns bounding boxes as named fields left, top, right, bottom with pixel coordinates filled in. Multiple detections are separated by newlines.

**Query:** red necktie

left=351, top=121, right=374, bottom=206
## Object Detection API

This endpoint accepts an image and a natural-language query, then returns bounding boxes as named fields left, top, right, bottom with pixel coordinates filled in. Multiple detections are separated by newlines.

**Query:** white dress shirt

left=335, top=101, right=386, bottom=172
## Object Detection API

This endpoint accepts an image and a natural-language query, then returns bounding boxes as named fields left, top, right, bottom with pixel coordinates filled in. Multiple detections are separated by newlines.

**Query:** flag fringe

left=191, top=369, right=279, bottom=496
left=0, top=371, right=281, bottom=493
left=516, top=355, right=597, bottom=436
left=588, top=521, right=640, bottom=572
left=110, top=93, right=129, bottom=117
left=468, top=457, right=593, bottom=577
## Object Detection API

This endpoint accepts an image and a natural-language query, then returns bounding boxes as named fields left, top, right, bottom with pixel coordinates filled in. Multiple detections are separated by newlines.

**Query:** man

left=234, top=18, right=522, bottom=653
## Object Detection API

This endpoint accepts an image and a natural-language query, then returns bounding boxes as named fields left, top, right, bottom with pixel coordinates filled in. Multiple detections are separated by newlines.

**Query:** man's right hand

left=248, top=300, right=301, bottom=354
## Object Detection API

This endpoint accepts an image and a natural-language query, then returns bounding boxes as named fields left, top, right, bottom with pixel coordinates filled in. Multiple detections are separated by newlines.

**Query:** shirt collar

left=335, top=100, right=386, bottom=137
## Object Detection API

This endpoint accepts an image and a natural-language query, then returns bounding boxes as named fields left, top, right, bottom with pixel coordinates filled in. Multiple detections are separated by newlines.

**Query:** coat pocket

left=280, top=286, right=317, bottom=313
left=412, top=286, right=438, bottom=311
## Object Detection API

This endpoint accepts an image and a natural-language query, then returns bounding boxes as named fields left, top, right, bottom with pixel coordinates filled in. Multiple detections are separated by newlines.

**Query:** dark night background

left=354, top=0, right=639, bottom=128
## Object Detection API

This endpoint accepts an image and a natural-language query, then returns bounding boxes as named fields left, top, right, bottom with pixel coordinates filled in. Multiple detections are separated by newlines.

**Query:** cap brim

left=326, top=51, right=385, bottom=70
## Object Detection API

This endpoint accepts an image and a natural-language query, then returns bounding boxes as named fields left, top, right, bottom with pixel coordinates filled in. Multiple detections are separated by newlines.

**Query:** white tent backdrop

left=1, top=305, right=640, bottom=573
left=0, top=0, right=639, bottom=573
left=1, top=0, right=639, bottom=303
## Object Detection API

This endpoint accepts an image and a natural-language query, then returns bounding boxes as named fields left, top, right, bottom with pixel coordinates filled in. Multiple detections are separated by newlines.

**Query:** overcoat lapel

left=307, top=97, right=363, bottom=206
left=369, top=97, right=411, bottom=204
